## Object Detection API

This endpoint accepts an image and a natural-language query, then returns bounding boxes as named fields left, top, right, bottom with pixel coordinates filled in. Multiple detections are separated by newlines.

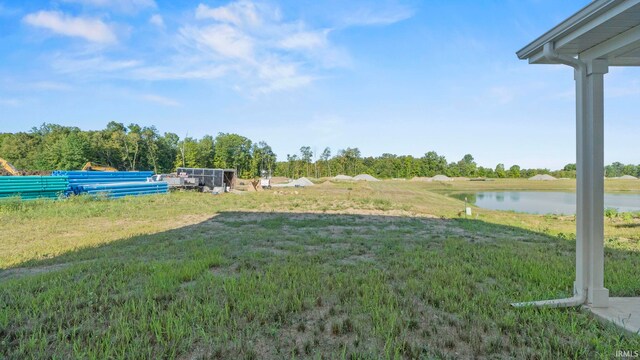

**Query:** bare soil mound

left=333, top=175, right=354, bottom=181
left=411, top=177, right=432, bottom=182
left=432, top=175, right=453, bottom=182
left=529, top=174, right=557, bottom=181
left=273, top=177, right=314, bottom=187
left=353, top=174, right=380, bottom=181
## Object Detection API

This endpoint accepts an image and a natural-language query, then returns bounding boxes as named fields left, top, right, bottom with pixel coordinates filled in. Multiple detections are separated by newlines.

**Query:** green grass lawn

left=1, top=180, right=639, bottom=359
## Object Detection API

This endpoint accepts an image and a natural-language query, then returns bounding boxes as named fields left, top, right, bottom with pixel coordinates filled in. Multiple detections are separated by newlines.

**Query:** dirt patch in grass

left=177, top=345, right=216, bottom=360
left=178, top=280, right=197, bottom=290
left=249, top=295, right=364, bottom=358
left=250, top=246, right=291, bottom=256
left=210, top=264, right=241, bottom=278
left=337, top=253, right=376, bottom=265
left=0, top=262, right=73, bottom=282
left=303, top=242, right=351, bottom=253
left=214, top=209, right=437, bottom=220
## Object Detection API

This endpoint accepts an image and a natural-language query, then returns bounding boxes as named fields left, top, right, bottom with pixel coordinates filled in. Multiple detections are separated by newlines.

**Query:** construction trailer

left=175, top=168, right=236, bottom=193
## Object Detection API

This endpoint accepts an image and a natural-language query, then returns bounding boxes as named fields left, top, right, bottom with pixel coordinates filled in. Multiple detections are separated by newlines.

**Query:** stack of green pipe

left=0, top=176, right=69, bottom=201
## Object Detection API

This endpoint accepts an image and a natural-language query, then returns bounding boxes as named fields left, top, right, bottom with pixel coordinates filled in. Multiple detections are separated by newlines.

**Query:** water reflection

left=457, top=191, right=640, bottom=215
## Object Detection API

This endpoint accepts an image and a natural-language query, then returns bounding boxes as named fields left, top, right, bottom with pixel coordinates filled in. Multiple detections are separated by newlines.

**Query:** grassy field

left=1, top=179, right=639, bottom=359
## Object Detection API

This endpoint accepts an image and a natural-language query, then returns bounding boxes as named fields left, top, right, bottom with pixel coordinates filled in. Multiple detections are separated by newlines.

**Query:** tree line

left=2, top=123, right=639, bottom=179
left=276, top=149, right=582, bottom=179
left=0, top=123, right=275, bottom=178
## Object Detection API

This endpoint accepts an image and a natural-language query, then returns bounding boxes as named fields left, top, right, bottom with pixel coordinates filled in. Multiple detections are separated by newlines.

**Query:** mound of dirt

left=529, top=174, right=557, bottom=181
left=333, top=175, right=354, bottom=181
left=432, top=175, right=453, bottom=182
left=292, top=177, right=314, bottom=186
left=353, top=174, right=380, bottom=181
left=273, top=177, right=314, bottom=187
left=618, top=175, right=638, bottom=180
left=411, top=177, right=432, bottom=182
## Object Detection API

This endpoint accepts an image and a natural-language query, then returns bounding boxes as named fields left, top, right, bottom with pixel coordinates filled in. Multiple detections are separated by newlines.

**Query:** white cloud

left=340, top=6, right=414, bottom=27
left=1, top=79, right=73, bottom=92
left=181, top=24, right=254, bottom=60
left=178, top=1, right=340, bottom=93
left=149, top=14, right=164, bottom=28
left=0, top=98, right=21, bottom=107
left=141, top=94, right=180, bottom=106
left=61, top=0, right=156, bottom=13
left=23, top=11, right=117, bottom=44
left=29, top=0, right=409, bottom=96
left=53, top=55, right=141, bottom=74
left=195, top=2, right=264, bottom=28
left=132, top=64, right=229, bottom=81
left=30, top=81, right=73, bottom=91
left=279, top=30, right=328, bottom=50
left=254, top=61, right=314, bottom=94
left=177, top=1, right=405, bottom=93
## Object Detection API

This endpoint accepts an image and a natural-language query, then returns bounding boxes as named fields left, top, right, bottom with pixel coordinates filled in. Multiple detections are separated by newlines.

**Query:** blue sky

left=1, top=0, right=639, bottom=169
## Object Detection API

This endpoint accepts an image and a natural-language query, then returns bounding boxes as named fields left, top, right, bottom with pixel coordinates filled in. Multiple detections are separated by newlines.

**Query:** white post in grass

left=574, top=64, right=588, bottom=303
left=584, top=59, right=609, bottom=307
left=513, top=0, right=640, bottom=312
left=575, top=59, right=609, bottom=307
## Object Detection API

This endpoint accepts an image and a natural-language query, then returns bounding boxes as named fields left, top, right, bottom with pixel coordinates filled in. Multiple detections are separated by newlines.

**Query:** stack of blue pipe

left=0, top=176, right=68, bottom=201
left=51, top=171, right=168, bottom=198
left=72, top=181, right=169, bottom=199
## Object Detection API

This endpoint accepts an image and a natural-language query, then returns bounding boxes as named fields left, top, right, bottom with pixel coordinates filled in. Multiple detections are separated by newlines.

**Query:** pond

left=452, top=191, right=640, bottom=215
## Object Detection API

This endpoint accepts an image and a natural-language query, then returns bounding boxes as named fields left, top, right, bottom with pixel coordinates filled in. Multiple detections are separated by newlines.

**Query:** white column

left=574, top=65, right=588, bottom=300
left=583, top=59, right=609, bottom=307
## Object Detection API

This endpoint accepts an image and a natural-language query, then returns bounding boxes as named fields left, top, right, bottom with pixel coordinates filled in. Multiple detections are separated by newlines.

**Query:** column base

left=588, top=287, right=609, bottom=308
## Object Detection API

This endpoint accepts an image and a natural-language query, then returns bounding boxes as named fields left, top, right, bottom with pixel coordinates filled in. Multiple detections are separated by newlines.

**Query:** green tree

left=56, top=132, right=90, bottom=170
left=213, top=133, right=253, bottom=178
left=175, top=137, right=199, bottom=168
left=157, top=133, right=179, bottom=173
left=251, top=141, right=276, bottom=177
left=375, top=153, right=400, bottom=178
left=141, top=126, right=160, bottom=173
left=299, top=146, right=313, bottom=177
left=605, top=162, right=625, bottom=177
left=338, top=147, right=361, bottom=176
left=456, top=154, right=477, bottom=177
left=320, top=147, right=331, bottom=177
left=508, top=165, right=521, bottom=178
left=196, top=135, right=215, bottom=168
left=421, top=151, right=447, bottom=176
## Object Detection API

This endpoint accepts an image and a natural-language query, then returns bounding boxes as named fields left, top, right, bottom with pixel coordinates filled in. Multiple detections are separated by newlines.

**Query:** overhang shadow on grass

left=2, top=211, right=639, bottom=358
left=2, top=211, right=638, bottom=299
